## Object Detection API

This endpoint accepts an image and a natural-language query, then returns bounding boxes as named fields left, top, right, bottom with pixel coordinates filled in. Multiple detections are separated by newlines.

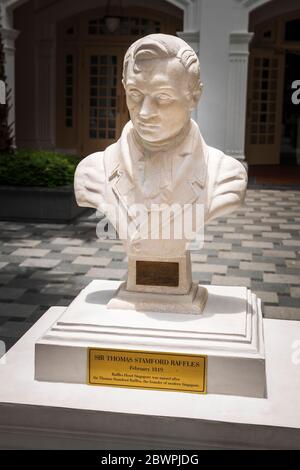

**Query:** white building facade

left=1, top=0, right=299, bottom=165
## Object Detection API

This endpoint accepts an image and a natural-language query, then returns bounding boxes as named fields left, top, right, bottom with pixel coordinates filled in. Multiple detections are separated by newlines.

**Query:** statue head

left=122, top=34, right=203, bottom=143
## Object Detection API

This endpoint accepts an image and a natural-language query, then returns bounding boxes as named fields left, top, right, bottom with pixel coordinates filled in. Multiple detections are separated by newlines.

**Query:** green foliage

left=0, top=150, right=80, bottom=188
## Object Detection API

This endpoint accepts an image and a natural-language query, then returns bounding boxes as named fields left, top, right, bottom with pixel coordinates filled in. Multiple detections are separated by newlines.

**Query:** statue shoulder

left=207, top=146, right=248, bottom=185
left=209, top=147, right=247, bottom=180
left=74, top=151, right=105, bottom=209
left=205, top=146, right=248, bottom=222
left=74, top=142, right=120, bottom=209
left=75, top=151, right=105, bottom=178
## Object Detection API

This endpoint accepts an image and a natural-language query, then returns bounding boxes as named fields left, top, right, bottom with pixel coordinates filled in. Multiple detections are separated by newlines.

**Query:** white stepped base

left=1, top=308, right=300, bottom=449
left=35, top=280, right=266, bottom=398
left=107, top=281, right=208, bottom=314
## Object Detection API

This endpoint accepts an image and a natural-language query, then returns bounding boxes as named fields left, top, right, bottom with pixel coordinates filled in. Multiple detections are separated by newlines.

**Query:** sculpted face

left=124, top=57, right=197, bottom=143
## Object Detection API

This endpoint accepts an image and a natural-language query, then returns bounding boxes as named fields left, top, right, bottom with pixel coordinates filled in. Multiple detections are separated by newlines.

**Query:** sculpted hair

left=123, top=34, right=203, bottom=97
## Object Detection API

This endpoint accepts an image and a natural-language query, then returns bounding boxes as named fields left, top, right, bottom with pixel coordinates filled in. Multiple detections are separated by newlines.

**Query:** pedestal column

left=225, top=31, right=253, bottom=162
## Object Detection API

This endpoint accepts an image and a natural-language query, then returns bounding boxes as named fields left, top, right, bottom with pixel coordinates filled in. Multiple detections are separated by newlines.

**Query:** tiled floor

left=0, top=188, right=300, bottom=353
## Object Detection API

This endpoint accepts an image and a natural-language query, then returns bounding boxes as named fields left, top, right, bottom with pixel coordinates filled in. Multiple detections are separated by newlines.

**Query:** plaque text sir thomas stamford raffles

left=89, top=349, right=207, bottom=394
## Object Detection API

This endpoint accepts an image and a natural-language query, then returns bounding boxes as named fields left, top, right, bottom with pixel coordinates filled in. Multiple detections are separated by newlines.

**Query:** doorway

left=81, top=46, right=129, bottom=155
left=56, top=7, right=182, bottom=156
left=246, top=11, right=300, bottom=166
left=281, top=51, right=300, bottom=166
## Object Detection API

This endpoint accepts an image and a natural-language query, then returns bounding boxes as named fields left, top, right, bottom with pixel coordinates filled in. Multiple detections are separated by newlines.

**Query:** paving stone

left=228, top=268, right=263, bottom=280
left=4, top=240, right=41, bottom=247
left=218, top=251, right=252, bottom=261
left=62, top=246, right=99, bottom=255
left=0, top=321, right=34, bottom=338
left=290, top=288, right=300, bottom=298
left=261, top=218, right=288, bottom=224
left=206, top=226, right=235, bottom=233
left=30, top=270, right=70, bottom=281
left=205, top=257, right=239, bottom=268
left=286, top=260, right=300, bottom=269
left=254, top=291, right=279, bottom=304
left=108, top=261, right=129, bottom=270
left=41, top=284, right=82, bottom=296
left=109, top=245, right=126, bottom=252
left=0, top=274, right=16, bottom=285
left=227, top=219, right=253, bottom=224
left=280, top=225, right=300, bottom=230
left=72, top=256, right=112, bottom=267
left=0, top=287, right=26, bottom=300
left=191, top=254, right=207, bottom=262
left=223, top=233, right=254, bottom=240
left=261, top=232, right=292, bottom=239
left=192, top=273, right=212, bottom=284
left=212, top=275, right=251, bottom=288
left=263, top=273, right=300, bottom=285
left=244, top=212, right=270, bottom=218
left=243, top=225, right=272, bottom=232
left=242, top=241, right=274, bottom=249
left=0, top=302, right=38, bottom=318
left=204, top=242, right=232, bottom=251
left=20, top=258, right=61, bottom=268
left=276, top=266, right=300, bottom=275
left=282, top=240, right=300, bottom=247
left=52, top=263, right=90, bottom=274
left=85, top=268, right=127, bottom=280
left=11, top=248, right=50, bottom=257
left=17, top=292, right=64, bottom=307
left=192, top=264, right=227, bottom=274
left=251, top=281, right=290, bottom=295
left=51, top=237, right=83, bottom=246
left=0, top=263, right=8, bottom=270
left=240, top=262, right=276, bottom=272
left=262, top=250, right=296, bottom=259
left=264, top=306, right=300, bottom=320
left=277, top=296, right=300, bottom=308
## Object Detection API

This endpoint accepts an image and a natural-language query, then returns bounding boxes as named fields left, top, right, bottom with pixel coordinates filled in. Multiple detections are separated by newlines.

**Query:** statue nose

left=139, top=96, right=158, bottom=119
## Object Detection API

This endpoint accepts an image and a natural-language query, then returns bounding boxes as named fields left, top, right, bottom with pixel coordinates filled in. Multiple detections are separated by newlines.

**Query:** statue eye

left=128, top=90, right=143, bottom=101
left=157, top=94, right=173, bottom=103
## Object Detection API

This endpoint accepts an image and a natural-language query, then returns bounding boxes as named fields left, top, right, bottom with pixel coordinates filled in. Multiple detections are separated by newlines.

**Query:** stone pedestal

left=35, top=280, right=266, bottom=398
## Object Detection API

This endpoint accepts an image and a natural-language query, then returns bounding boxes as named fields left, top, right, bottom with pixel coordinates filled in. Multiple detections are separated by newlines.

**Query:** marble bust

left=74, top=34, right=248, bottom=313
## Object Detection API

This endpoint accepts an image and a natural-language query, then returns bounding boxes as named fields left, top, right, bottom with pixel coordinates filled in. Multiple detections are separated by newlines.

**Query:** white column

left=176, top=0, right=201, bottom=122
left=0, top=26, right=19, bottom=145
left=176, top=30, right=200, bottom=122
left=35, top=22, right=56, bottom=149
left=225, top=31, right=253, bottom=161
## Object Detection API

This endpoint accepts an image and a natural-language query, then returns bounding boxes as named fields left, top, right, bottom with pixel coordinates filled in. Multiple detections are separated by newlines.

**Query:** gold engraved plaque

left=136, top=261, right=179, bottom=287
left=88, top=348, right=207, bottom=394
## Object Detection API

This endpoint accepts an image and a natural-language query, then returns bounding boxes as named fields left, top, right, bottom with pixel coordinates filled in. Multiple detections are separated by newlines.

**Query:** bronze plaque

left=136, top=260, right=179, bottom=287
left=88, top=348, right=207, bottom=394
